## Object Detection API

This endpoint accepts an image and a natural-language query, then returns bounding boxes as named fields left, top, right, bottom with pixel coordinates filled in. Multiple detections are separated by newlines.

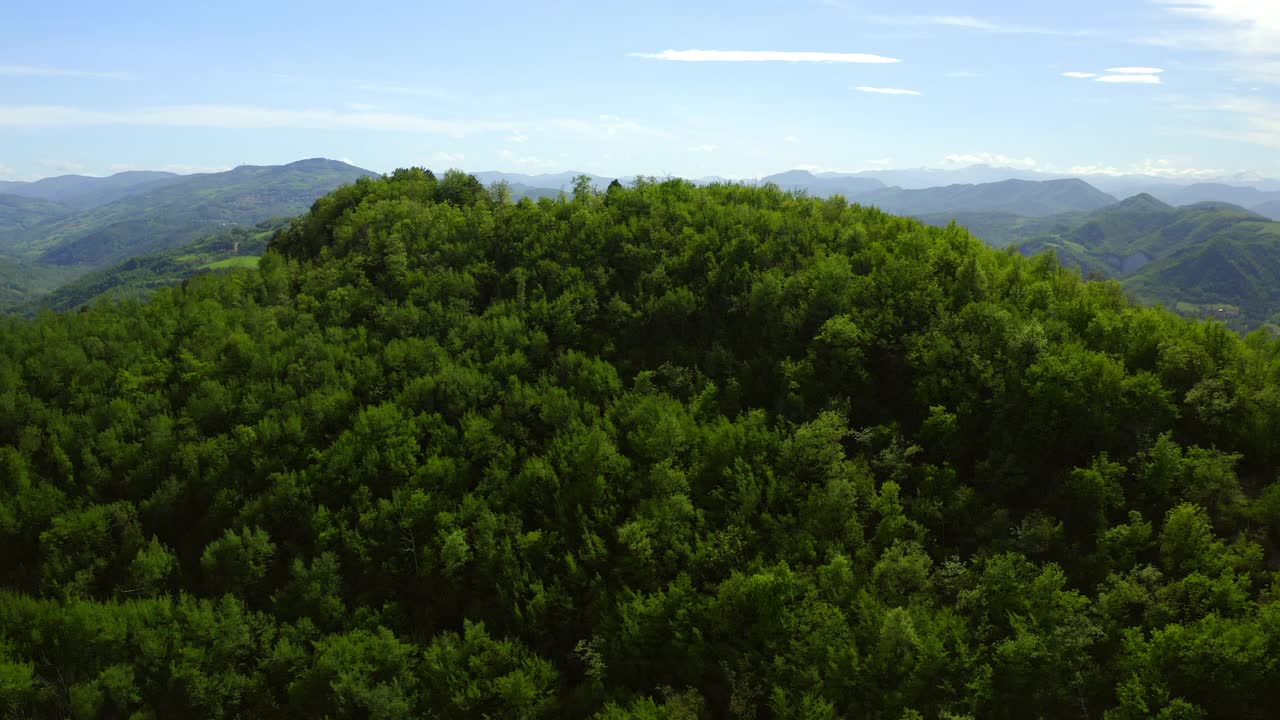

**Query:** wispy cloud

left=354, top=83, right=463, bottom=101
left=546, top=114, right=669, bottom=139
left=0, top=104, right=675, bottom=144
left=499, top=149, right=557, bottom=171
left=0, top=64, right=124, bottom=79
left=0, top=104, right=517, bottom=136
left=855, top=86, right=920, bottom=95
left=1096, top=74, right=1162, bottom=84
left=632, top=49, right=900, bottom=63
left=0, top=161, right=17, bottom=180
left=37, top=159, right=86, bottom=174
left=1152, top=1, right=1280, bottom=54
left=1063, top=72, right=1099, bottom=78
left=1147, top=2, right=1280, bottom=82
left=430, top=151, right=465, bottom=166
left=867, top=14, right=1087, bottom=36
left=1105, top=66, right=1162, bottom=74
left=1176, top=95, right=1280, bottom=149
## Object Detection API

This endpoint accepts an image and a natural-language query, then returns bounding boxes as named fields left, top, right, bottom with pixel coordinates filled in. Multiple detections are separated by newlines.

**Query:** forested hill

left=1, top=159, right=377, bottom=268
left=4, top=170, right=1280, bottom=718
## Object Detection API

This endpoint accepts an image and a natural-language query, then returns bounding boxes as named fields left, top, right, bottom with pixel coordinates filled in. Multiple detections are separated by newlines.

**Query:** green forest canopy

left=3, top=169, right=1280, bottom=719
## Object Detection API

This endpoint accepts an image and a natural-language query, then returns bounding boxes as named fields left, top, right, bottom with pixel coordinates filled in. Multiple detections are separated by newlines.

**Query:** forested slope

left=15, top=220, right=282, bottom=314
left=3, top=170, right=1280, bottom=719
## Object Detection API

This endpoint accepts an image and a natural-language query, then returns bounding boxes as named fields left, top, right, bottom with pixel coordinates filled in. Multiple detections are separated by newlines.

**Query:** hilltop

left=2, top=170, right=1280, bottom=718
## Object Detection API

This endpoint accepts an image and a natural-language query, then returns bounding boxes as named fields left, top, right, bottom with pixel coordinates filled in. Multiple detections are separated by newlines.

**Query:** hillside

left=0, top=194, right=74, bottom=238
left=6, top=158, right=378, bottom=267
left=1017, top=198, right=1278, bottom=274
left=913, top=209, right=1089, bottom=248
left=1153, top=182, right=1280, bottom=210
left=1251, top=198, right=1280, bottom=221
left=16, top=220, right=283, bottom=313
left=0, top=256, right=89, bottom=308
left=2, top=169, right=1280, bottom=718
left=857, top=178, right=1116, bottom=217
left=0, top=170, right=179, bottom=210
left=1125, top=226, right=1280, bottom=326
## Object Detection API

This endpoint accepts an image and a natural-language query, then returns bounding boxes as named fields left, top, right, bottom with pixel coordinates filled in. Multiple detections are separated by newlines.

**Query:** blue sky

left=1, top=0, right=1277, bottom=181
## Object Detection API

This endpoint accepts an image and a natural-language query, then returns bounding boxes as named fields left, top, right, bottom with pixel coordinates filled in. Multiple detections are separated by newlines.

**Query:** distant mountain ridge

left=0, top=170, right=180, bottom=210
left=858, top=178, right=1117, bottom=217
left=3, top=158, right=378, bottom=267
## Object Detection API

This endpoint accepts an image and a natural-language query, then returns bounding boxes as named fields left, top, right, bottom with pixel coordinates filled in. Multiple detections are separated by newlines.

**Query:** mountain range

left=0, top=159, right=378, bottom=306
left=0, top=170, right=178, bottom=210
left=472, top=167, right=1280, bottom=220
left=920, top=194, right=1280, bottom=329
left=6, top=159, right=1280, bottom=330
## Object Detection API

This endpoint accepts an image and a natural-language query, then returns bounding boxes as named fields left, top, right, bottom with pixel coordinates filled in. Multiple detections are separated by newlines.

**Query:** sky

left=1, top=0, right=1278, bottom=181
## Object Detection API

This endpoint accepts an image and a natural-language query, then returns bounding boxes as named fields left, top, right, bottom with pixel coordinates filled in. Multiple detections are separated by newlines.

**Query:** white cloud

left=1063, top=161, right=1226, bottom=179
left=1105, top=66, right=1163, bottom=74
left=0, top=162, right=17, bottom=180
left=507, top=131, right=529, bottom=144
left=855, top=86, right=921, bottom=95
left=0, top=64, right=124, bottom=79
left=688, top=144, right=719, bottom=152
left=1096, top=74, right=1162, bottom=84
left=1066, top=68, right=1163, bottom=83
left=632, top=49, right=901, bottom=63
left=942, top=152, right=1039, bottom=169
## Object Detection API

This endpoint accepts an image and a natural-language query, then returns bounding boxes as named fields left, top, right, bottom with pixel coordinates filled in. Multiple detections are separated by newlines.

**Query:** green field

left=201, top=255, right=261, bottom=270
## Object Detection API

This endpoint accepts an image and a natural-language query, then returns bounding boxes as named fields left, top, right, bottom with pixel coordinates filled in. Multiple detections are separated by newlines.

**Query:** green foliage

left=3, top=170, right=1280, bottom=717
